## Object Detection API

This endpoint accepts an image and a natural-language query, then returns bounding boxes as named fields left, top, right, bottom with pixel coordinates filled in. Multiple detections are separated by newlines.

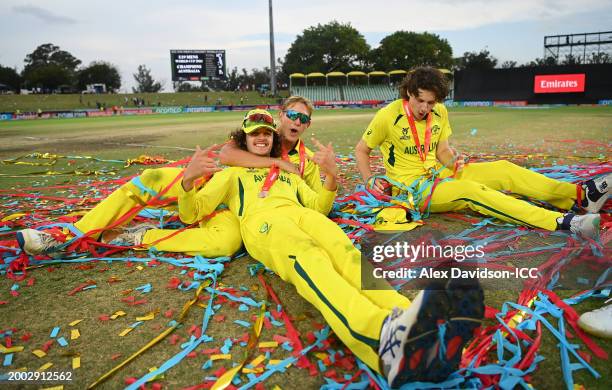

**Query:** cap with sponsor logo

left=241, top=109, right=277, bottom=134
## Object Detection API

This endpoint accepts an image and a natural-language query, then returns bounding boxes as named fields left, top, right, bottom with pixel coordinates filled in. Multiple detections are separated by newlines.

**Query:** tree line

left=2, top=22, right=610, bottom=94
left=0, top=43, right=162, bottom=94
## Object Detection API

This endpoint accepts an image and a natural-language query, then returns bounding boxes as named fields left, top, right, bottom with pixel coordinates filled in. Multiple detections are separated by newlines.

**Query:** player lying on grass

left=17, top=96, right=326, bottom=256
left=176, top=110, right=486, bottom=387
left=355, top=66, right=610, bottom=239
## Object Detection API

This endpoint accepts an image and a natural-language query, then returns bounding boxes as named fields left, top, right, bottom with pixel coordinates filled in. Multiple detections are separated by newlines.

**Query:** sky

left=1, top=0, right=611, bottom=92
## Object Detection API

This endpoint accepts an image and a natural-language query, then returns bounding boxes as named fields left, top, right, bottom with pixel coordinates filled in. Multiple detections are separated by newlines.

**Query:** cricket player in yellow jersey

left=17, top=161, right=242, bottom=256
left=355, top=67, right=609, bottom=238
left=17, top=97, right=328, bottom=256
left=219, top=96, right=324, bottom=197
left=179, top=109, right=485, bottom=387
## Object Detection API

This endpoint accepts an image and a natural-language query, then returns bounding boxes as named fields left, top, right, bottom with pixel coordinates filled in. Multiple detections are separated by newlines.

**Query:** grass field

left=0, top=90, right=288, bottom=113
left=0, top=106, right=611, bottom=389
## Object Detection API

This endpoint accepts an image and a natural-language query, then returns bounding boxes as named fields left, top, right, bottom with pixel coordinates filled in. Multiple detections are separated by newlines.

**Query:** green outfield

left=0, top=106, right=611, bottom=389
left=0, top=91, right=287, bottom=113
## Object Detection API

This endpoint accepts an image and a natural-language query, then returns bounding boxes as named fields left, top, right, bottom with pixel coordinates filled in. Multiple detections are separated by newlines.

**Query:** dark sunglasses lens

left=286, top=110, right=310, bottom=124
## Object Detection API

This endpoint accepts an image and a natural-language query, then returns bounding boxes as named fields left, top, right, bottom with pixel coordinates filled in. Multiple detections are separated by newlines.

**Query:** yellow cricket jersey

left=178, top=166, right=336, bottom=225
left=362, top=99, right=452, bottom=184
left=287, top=139, right=323, bottom=194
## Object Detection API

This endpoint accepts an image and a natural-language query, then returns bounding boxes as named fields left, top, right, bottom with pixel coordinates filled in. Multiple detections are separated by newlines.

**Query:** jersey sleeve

left=302, top=159, right=324, bottom=194
left=438, top=104, right=452, bottom=141
left=295, top=176, right=336, bottom=215
left=178, top=169, right=231, bottom=224
left=361, top=108, right=389, bottom=149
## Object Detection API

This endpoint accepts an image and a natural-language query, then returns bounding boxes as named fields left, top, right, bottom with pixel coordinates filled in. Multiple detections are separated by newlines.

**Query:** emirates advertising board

left=533, top=74, right=585, bottom=93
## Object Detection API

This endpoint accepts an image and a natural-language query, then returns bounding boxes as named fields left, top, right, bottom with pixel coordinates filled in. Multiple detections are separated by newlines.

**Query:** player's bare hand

left=309, top=137, right=337, bottom=178
left=182, top=144, right=222, bottom=191
left=367, top=176, right=390, bottom=195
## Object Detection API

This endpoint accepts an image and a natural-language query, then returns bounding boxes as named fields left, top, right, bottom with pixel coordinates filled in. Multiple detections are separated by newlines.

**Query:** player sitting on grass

left=16, top=96, right=326, bottom=256
left=355, top=66, right=610, bottom=239
left=177, top=110, right=486, bottom=387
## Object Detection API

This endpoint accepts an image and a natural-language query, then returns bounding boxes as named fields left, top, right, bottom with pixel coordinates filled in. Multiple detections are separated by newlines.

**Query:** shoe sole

left=392, top=282, right=450, bottom=387
left=431, top=277, right=484, bottom=381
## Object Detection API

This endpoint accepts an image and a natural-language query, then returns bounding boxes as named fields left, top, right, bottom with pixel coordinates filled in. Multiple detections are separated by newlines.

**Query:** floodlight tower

left=269, top=0, right=277, bottom=96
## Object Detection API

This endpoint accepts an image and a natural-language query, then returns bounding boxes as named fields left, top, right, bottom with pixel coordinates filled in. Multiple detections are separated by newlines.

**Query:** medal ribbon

left=402, top=99, right=432, bottom=163
left=281, top=141, right=306, bottom=177
left=259, top=164, right=280, bottom=198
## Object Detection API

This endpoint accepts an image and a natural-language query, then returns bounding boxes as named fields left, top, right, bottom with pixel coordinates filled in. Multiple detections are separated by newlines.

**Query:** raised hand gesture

left=310, top=137, right=337, bottom=178
left=182, top=144, right=223, bottom=191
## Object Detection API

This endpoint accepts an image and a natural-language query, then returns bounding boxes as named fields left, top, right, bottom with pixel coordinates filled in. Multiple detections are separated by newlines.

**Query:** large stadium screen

left=170, top=50, right=226, bottom=81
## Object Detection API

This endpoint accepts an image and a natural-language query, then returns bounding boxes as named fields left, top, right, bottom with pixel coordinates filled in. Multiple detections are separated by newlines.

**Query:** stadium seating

left=291, top=85, right=398, bottom=102
left=291, top=86, right=342, bottom=101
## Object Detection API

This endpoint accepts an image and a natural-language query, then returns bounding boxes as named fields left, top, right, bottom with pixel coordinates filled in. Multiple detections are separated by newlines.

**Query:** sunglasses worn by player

left=284, top=109, right=311, bottom=124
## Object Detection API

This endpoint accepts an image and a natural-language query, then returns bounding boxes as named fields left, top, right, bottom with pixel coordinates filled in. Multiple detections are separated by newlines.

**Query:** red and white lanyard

left=259, top=164, right=280, bottom=198
left=402, top=99, right=432, bottom=163
left=281, top=141, right=306, bottom=177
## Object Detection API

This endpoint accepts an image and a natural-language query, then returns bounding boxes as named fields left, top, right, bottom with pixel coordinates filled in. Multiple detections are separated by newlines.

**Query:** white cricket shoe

left=560, top=213, right=601, bottom=240
left=582, top=174, right=610, bottom=213
left=578, top=300, right=612, bottom=339
left=16, top=229, right=63, bottom=255
left=102, top=222, right=156, bottom=246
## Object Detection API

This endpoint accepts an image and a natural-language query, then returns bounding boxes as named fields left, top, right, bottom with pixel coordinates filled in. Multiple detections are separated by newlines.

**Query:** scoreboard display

left=170, top=50, right=226, bottom=81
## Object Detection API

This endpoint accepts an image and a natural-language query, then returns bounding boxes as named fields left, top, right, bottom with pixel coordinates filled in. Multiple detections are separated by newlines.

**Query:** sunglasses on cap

left=284, top=109, right=311, bottom=124
left=243, top=112, right=276, bottom=128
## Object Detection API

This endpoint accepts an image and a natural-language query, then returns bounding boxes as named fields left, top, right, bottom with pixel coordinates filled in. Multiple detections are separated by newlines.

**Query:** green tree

left=283, top=21, right=370, bottom=74
left=22, top=43, right=81, bottom=91
left=588, top=52, right=611, bottom=64
left=523, top=56, right=557, bottom=67
left=369, top=31, right=453, bottom=71
left=0, top=65, right=22, bottom=92
left=501, top=60, right=517, bottom=69
left=455, top=49, right=498, bottom=70
left=561, top=54, right=581, bottom=65
left=132, top=64, right=162, bottom=93
left=77, top=61, right=121, bottom=92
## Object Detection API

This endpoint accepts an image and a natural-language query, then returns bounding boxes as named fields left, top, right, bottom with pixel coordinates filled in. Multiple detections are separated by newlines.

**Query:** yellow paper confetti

left=136, top=312, right=155, bottom=321
left=37, top=362, right=53, bottom=371
left=0, top=344, right=24, bottom=353
left=258, top=341, right=278, bottom=348
left=145, top=366, right=165, bottom=382
left=210, top=354, right=232, bottom=361
left=1, top=213, right=26, bottom=222
left=72, top=356, right=81, bottom=369
left=69, top=319, right=84, bottom=326
left=249, top=354, right=266, bottom=367
left=314, top=352, right=328, bottom=360
left=42, top=386, right=64, bottom=390
left=110, top=310, right=126, bottom=320
left=241, top=367, right=264, bottom=374
left=32, top=349, right=47, bottom=358
left=268, top=359, right=291, bottom=368
left=272, top=386, right=283, bottom=390
left=71, top=329, right=80, bottom=340
left=119, top=328, right=133, bottom=337
left=136, top=266, right=144, bottom=271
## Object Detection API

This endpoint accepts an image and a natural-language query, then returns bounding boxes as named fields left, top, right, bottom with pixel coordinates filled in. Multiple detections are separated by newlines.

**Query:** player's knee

left=490, top=160, right=516, bottom=172
left=139, top=168, right=165, bottom=186
left=207, top=225, right=243, bottom=256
